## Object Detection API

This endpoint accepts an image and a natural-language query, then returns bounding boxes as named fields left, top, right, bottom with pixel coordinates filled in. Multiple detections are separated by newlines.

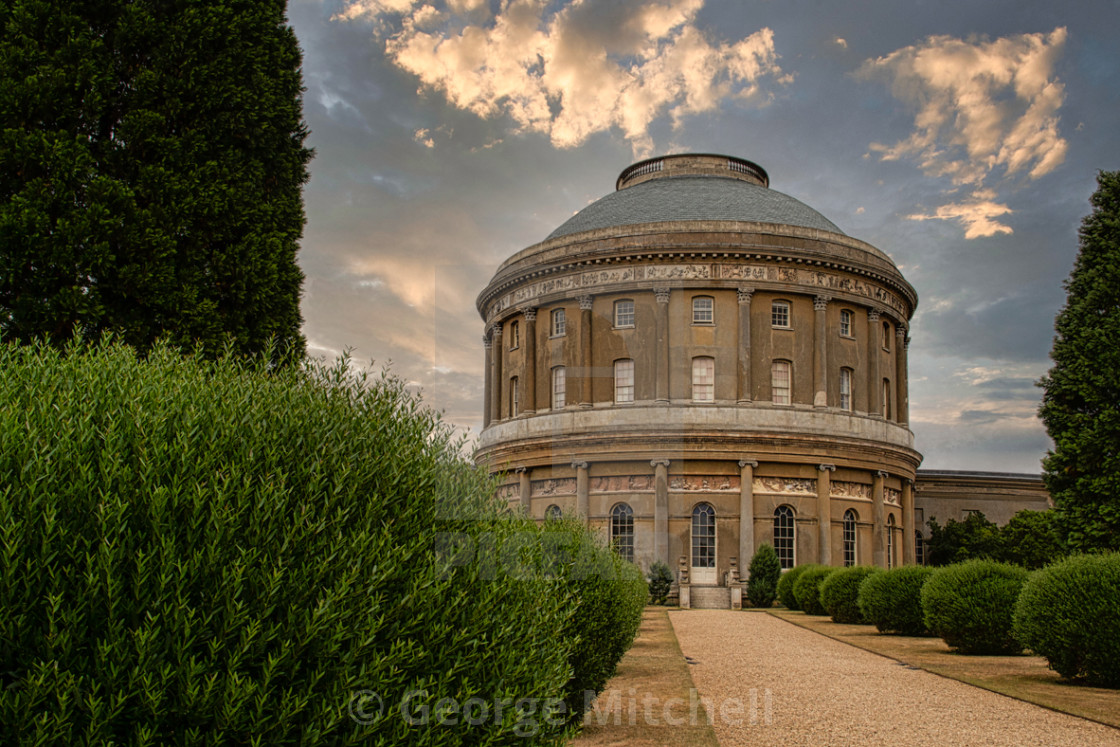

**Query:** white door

left=691, top=503, right=717, bottom=585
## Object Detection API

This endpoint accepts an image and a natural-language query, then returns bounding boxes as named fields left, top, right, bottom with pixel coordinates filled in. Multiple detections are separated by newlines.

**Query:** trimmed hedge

left=0, top=339, right=618, bottom=744
left=819, top=566, right=880, bottom=624
left=1013, top=553, right=1120, bottom=686
left=921, top=559, right=1028, bottom=654
left=648, top=560, right=673, bottom=605
left=858, top=566, right=934, bottom=635
left=793, top=566, right=836, bottom=615
left=777, top=564, right=816, bottom=610
left=746, top=544, right=781, bottom=608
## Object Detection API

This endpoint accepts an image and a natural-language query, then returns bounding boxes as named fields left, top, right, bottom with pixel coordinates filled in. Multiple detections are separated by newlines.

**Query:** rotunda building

left=476, top=154, right=922, bottom=590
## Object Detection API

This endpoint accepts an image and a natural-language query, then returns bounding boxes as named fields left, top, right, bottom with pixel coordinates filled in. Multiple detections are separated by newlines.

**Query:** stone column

left=868, top=310, right=881, bottom=418
left=578, top=296, right=593, bottom=407
left=897, top=323, right=910, bottom=426
left=818, top=464, right=836, bottom=565
left=574, top=461, right=590, bottom=525
left=521, top=307, right=537, bottom=413
left=902, top=478, right=915, bottom=565
left=737, top=288, right=753, bottom=403
left=654, top=287, right=670, bottom=404
left=652, top=459, right=670, bottom=565
left=517, top=466, right=531, bottom=514
left=813, top=296, right=831, bottom=408
left=483, top=332, right=492, bottom=429
left=738, top=460, right=758, bottom=572
left=872, top=470, right=887, bottom=567
left=490, top=325, right=503, bottom=422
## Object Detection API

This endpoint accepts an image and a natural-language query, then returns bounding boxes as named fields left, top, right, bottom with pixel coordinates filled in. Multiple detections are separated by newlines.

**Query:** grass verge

left=768, top=607, right=1120, bottom=730
left=570, top=607, right=719, bottom=747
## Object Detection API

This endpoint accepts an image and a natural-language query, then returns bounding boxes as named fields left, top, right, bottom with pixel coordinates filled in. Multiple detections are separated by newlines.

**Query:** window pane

left=611, top=504, right=634, bottom=563
left=774, top=506, right=795, bottom=569
left=840, top=368, right=852, bottom=411
left=772, top=361, right=791, bottom=405
left=615, top=359, right=634, bottom=403
left=840, top=310, right=852, bottom=337
left=552, top=308, right=566, bottom=336
left=511, top=377, right=519, bottom=416
left=692, top=296, right=713, bottom=323
left=510, top=321, right=519, bottom=348
left=615, top=300, right=635, bottom=327
left=843, top=509, right=857, bottom=567
left=771, top=301, right=790, bottom=328
left=691, top=504, right=716, bottom=568
left=552, top=367, right=565, bottom=409
left=546, top=504, right=562, bottom=520
left=692, top=357, right=714, bottom=402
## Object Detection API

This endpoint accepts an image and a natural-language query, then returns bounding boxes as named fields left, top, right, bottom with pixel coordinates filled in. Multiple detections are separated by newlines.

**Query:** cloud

left=334, top=0, right=788, bottom=154
left=860, top=28, right=1068, bottom=238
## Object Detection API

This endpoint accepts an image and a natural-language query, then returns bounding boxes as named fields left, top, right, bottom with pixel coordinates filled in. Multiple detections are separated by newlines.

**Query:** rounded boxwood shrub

left=746, top=544, right=781, bottom=608
left=819, top=566, right=880, bottom=623
left=793, top=566, right=837, bottom=615
left=921, top=559, right=1029, bottom=654
left=1012, top=553, right=1120, bottom=686
left=777, top=564, right=817, bottom=610
left=0, top=340, right=579, bottom=744
left=858, top=565, right=934, bottom=635
left=647, top=560, right=673, bottom=605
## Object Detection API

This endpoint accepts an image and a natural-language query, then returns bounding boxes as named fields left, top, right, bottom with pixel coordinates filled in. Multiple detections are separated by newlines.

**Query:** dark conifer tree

left=0, top=0, right=311, bottom=360
left=1038, top=171, right=1120, bottom=552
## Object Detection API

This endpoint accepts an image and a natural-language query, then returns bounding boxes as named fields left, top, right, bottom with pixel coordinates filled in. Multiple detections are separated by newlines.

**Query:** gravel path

left=669, top=610, right=1120, bottom=747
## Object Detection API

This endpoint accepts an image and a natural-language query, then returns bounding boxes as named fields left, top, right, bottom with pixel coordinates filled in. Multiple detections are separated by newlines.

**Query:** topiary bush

left=746, top=544, right=781, bottom=608
left=921, top=559, right=1029, bottom=654
left=647, top=560, right=673, bottom=605
left=819, top=566, right=880, bottom=624
left=793, top=566, right=836, bottom=615
left=1012, top=553, right=1120, bottom=686
left=777, top=564, right=816, bottom=610
left=0, top=339, right=579, bottom=744
left=858, top=565, right=934, bottom=635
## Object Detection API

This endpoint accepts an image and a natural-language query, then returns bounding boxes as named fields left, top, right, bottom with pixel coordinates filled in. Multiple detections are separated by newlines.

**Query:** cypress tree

left=1039, top=171, right=1120, bottom=552
left=0, top=0, right=311, bottom=360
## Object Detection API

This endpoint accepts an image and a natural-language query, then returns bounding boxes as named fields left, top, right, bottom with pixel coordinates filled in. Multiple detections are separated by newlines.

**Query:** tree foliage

left=925, top=512, right=1001, bottom=566
left=746, top=543, right=781, bottom=608
left=0, top=0, right=311, bottom=361
left=1039, top=170, right=1120, bottom=552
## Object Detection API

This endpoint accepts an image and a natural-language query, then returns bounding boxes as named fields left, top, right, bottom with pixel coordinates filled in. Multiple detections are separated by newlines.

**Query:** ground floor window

left=774, top=505, right=795, bottom=569
left=843, top=509, right=858, bottom=567
left=886, top=514, right=896, bottom=569
left=611, top=503, right=634, bottom=562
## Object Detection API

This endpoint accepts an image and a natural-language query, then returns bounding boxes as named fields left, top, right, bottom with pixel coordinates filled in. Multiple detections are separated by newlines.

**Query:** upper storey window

left=552, top=366, right=566, bottom=409
left=692, top=296, right=714, bottom=324
left=839, top=309, right=853, bottom=338
left=614, top=359, right=634, bottom=403
left=772, top=360, right=791, bottom=405
left=614, top=300, right=635, bottom=328
left=882, top=321, right=891, bottom=351
left=692, top=357, right=715, bottom=402
left=509, top=320, right=520, bottom=349
left=771, top=300, right=791, bottom=329
left=840, top=368, right=853, bottom=411
left=551, top=308, right=566, bottom=337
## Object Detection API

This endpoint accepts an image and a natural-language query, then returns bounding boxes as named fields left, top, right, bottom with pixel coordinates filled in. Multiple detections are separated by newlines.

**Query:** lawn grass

left=768, top=607, right=1120, bottom=730
left=570, top=606, right=719, bottom=747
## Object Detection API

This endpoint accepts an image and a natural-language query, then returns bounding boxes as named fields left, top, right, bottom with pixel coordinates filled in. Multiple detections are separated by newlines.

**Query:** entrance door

left=691, top=503, right=717, bottom=585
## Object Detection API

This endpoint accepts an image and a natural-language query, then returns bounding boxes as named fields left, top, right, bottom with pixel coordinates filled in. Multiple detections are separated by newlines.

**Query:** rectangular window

left=509, top=321, right=520, bottom=349
left=882, top=321, right=891, bottom=351
left=840, top=309, right=853, bottom=337
left=883, top=378, right=891, bottom=419
left=510, top=377, right=519, bottom=416
left=551, top=308, right=566, bottom=336
left=614, top=300, right=635, bottom=328
left=771, top=361, right=791, bottom=405
left=771, top=300, right=790, bottom=328
left=614, top=359, right=634, bottom=403
left=692, top=296, right=714, bottom=324
left=692, top=357, right=714, bottom=402
left=840, top=368, right=852, bottom=411
left=552, top=367, right=565, bottom=409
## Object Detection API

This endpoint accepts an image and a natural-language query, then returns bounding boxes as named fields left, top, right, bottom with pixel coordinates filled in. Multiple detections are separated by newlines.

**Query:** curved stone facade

left=477, top=154, right=925, bottom=580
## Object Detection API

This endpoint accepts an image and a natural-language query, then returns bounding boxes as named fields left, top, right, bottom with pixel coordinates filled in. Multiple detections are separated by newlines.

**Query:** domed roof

left=546, top=154, right=844, bottom=240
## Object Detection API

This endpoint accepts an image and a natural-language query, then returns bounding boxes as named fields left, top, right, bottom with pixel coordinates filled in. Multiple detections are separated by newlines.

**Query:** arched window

left=915, top=531, right=925, bottom=565
left=692, top=503, right=716, bottom=574
left=883, top=378, right=892, bottom=420
left=771, top=300, right=791, bottom=329
left=772, top=360, right=792, bottom=405
left=509, top=320, right=520, bottom=349
left=774, top=505, right=795, bottom=569
left=611, top=503, right=634, bottom=562
left=692, top=357, right=715, bottom=402
left=882, top=320, right=891, bottom=351
left=843, top=509, right=858, bottom=567
left=510, top=377, right=519, bottom=417
left=546, top=504, right=562, bottom=521
left=839, top=309, right=854, bottom=337
left=551, top=308, right=566, bottom=337
left=614, top=299, right=635, bottom=328
left=840, top=368, right=853, bottom=411
left=551, top=366, right=566, bottom=409
left=692, top=296, right=714, bottom=324
left=614, top=359, right=634, bottom=403
left=886, top=514, right=896, bottom=569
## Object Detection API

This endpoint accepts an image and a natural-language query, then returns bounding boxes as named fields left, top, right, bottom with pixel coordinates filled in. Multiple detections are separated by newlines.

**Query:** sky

left=286, top=0, right=1120, bottom=473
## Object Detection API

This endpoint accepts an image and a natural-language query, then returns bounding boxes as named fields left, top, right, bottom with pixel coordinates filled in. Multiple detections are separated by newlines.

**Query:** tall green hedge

left=0, top=339, right=588, bottom=744
left=857, top=566, right=934, bottom=635
left=819, top=566, right=880, bottom=624
left=1013, top=553, right=1120, bottom=686
left=921, top=559, right=1028, bottom=655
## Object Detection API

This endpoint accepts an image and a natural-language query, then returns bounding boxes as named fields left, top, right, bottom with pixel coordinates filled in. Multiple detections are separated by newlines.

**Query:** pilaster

left=654, top=287, right=670, bottom=404
left=818, top=464, right=836, bottom=565
left=737, top=288, right=753, bottom=403
left=738, top=459, right=758, bottom=572
left=651, top=459, right=670, bottom=565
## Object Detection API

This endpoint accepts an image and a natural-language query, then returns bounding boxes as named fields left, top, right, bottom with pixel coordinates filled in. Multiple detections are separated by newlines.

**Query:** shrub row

left=820, top=566, right=879, bottom=624
left=0, top=339, right=647, bottom=743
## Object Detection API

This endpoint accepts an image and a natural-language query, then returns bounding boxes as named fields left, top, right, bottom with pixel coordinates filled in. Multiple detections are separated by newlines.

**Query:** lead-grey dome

left=546, top=154, right=844, bottom=240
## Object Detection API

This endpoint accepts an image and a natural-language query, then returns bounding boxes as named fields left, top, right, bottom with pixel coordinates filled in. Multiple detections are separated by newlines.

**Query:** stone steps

left=689, top=586, right=731, bottom=609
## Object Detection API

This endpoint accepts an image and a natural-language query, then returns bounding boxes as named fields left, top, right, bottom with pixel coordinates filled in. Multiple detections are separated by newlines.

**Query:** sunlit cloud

left=860, top=28, right=1068, bottom=238
left=334, top=0, right=788, bottom=155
